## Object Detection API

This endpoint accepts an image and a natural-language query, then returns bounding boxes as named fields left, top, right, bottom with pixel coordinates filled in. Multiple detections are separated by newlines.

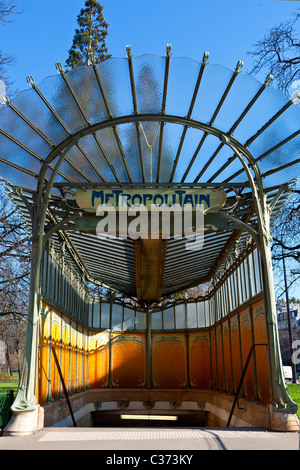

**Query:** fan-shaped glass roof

left=0, top=49, right=299, bottom=304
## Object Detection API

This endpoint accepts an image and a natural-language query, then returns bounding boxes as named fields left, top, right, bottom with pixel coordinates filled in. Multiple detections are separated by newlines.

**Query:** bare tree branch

left=248, top=9, right=300, bottom=93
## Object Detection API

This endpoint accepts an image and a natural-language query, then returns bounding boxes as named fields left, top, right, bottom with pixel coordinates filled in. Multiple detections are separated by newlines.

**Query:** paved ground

left=0, top=427, right=299, bottom=452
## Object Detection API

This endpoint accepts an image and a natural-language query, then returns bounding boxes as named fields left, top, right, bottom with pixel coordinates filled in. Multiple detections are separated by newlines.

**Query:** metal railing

left=226, top=343, right=268, bottom=427
left=0, top=389, right=14, bottom=430
left=39, top=345, right=77, bottom=427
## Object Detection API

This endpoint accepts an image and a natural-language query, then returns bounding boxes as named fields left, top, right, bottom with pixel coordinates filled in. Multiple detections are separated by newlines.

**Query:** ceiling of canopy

left=0, top=49, right=299, bottom=303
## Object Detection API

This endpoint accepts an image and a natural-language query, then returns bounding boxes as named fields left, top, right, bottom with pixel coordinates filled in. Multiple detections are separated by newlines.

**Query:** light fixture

left=120, top=414, right=178, bottom=421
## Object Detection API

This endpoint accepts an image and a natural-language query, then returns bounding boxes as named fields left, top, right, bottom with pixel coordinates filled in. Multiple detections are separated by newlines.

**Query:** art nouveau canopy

left=0, top=46, right=299, bottom=304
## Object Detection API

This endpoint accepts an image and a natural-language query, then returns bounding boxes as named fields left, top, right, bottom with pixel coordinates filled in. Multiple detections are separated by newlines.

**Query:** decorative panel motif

left=216, top=325, right=224, bottom=391
left=70, top=322, right=77, bottom=393
left=37, top=302, right=51, bottom=404
left=222, top=320, right=232, bottom=394
left=61, top=316, right=70, bottom=394
left=77, top=327, right=83, bottom=392
left=230, top=314, right=242, bottom=394
left=253, top=299, right=271, bottom=404
left=51, top=309, right=61, bottom=400
left=37, top=291, right=271, bottom=407
left=88, top=332, right=109, bottom=389
left=240, top=308, right=255, bottom=401
left=210, top=329, right=217, bottom=390
left=189, top=332, right=211, bottom=389
left=152, top=334, right=187, bottom=388
left=111, top=334, right=146, bottom=388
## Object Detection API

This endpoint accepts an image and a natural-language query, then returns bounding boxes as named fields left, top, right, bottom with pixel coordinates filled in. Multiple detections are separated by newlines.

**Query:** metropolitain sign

left=75, top=188, right=227, bottom=212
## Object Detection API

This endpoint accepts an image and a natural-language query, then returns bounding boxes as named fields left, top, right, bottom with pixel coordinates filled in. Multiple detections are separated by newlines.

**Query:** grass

left=0, top=372, right=19, bottom=394
left=287, top=383, right=300, bottom=419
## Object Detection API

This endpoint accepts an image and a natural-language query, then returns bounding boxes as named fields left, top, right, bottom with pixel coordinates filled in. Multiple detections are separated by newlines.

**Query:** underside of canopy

left=0, top=47, right=299, bottom=306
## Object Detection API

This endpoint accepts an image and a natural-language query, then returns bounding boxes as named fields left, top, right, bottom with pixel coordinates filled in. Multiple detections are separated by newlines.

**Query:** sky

left=1, top=0, right=300, bottom=299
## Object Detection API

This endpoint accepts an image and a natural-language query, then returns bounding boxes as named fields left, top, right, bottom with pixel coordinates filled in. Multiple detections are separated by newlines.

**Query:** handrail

left=38, top=345, right=77, bottom=427
left=226, top=343, right=267, bottom=427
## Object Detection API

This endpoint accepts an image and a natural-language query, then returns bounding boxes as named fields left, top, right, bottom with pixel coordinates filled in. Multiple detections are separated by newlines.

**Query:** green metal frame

left=9, top=101, right=297, bottom=418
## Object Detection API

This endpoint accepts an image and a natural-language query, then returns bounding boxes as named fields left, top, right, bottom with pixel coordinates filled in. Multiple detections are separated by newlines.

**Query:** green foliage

left=66, top=0, right=111, bottom=70
left=287, top=384, right=300, bottom=418
left=0, top=371, right=19, bottom=392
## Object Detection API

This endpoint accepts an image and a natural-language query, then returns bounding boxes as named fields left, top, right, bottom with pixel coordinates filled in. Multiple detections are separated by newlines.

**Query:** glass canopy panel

left=171, top=126, right=206, bottom=182
left=94, top=127, right=131, bottom=182
left=191, top=65, right=235, bottom=125
left=95, top=58, right=134, bottom=118
left=65, top=65, right=110, bottom=124
left=247, top=103, right=300, bottom=162
left=57, top=145, right=101, bottom=183
left=203, top=145, right=247, bottom=183
left=137, top=120, right=161, bottom=182
left=261, top=157, right=300, bottom=189
left=37, top=74, right=89, bottom=135
left=0, top=160, right=37, bottom=190
left=232, top=85, right=292, bottom=146
left=0, top=105, right=53, bottom=159
left=75, top=134, right=118, bottom=182
left=0, top=132, right=41, bottom=177
left=183, top=133, right=228, bottom=182
left=6, top=85, right=69, bottom=145
left=165, top=57, right=203, bottom=117
left=212, top=72, right=266, bottom=134
left=0, top=53, right=298, bottom=196
left=132, top=55, right=166, bottom=114
left=114, top=122, right=144, bottom=182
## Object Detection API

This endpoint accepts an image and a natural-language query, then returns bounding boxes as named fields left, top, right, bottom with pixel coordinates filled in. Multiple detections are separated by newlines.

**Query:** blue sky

left=1, top=0, right=300, bottom=299
left=0, top=0, right=299, bottom=93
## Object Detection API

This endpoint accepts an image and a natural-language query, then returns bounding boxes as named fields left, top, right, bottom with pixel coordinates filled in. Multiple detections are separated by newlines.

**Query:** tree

left=248, top=9, right=300, bottom=94
left=0, top=313, right=27, bottom=378
left=65, top=0, right=111, bottom=69
left=271, top=188, right=300, bottom=299
left=0, top=185, right=31, bottom=318
left=0, top=1, right=18, bottom=97
left=247, top=11, right=300, bottom=299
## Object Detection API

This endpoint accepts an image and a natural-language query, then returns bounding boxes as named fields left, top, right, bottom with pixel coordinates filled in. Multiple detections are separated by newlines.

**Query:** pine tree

left=66, top=0, right=111, bottom=69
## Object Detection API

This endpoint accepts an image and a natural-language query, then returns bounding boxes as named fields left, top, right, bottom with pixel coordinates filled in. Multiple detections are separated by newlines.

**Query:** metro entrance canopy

left=1, top=47, right=300, bottom=434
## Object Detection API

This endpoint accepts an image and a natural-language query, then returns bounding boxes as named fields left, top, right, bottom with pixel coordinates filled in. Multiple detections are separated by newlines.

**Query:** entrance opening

left=91, top=411, right=207, bottom=428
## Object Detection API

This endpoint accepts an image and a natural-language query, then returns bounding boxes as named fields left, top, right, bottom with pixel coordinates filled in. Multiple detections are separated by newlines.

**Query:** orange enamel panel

left=111, top=334, right=146, bottom=388
left=83, top=329, right=88, bottom=389
left=77, top=328, right=83, bottom=391
left=239, top=308, right=255, bottom=401
left=210, top=329, right=217, bottom=390
left=189, top=332, right=211, bottom=389
left=51, top=310, right=61, bottom=400
left=37, top=304, right=51, bottom=404
left=152, top=334, right=187, bottom=388
left=70, top=323, right=77, bottom=393
left=216, top=325, right=224, bottom=391
left=88, top=332, right=109, bottom=389
left=253, top=300, right=271, bottom=404
left=230, top=314, right=242, bottom=394
left=61, top=317, right=70, bottom=393
left=222, top=321, right=232, bottom=394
